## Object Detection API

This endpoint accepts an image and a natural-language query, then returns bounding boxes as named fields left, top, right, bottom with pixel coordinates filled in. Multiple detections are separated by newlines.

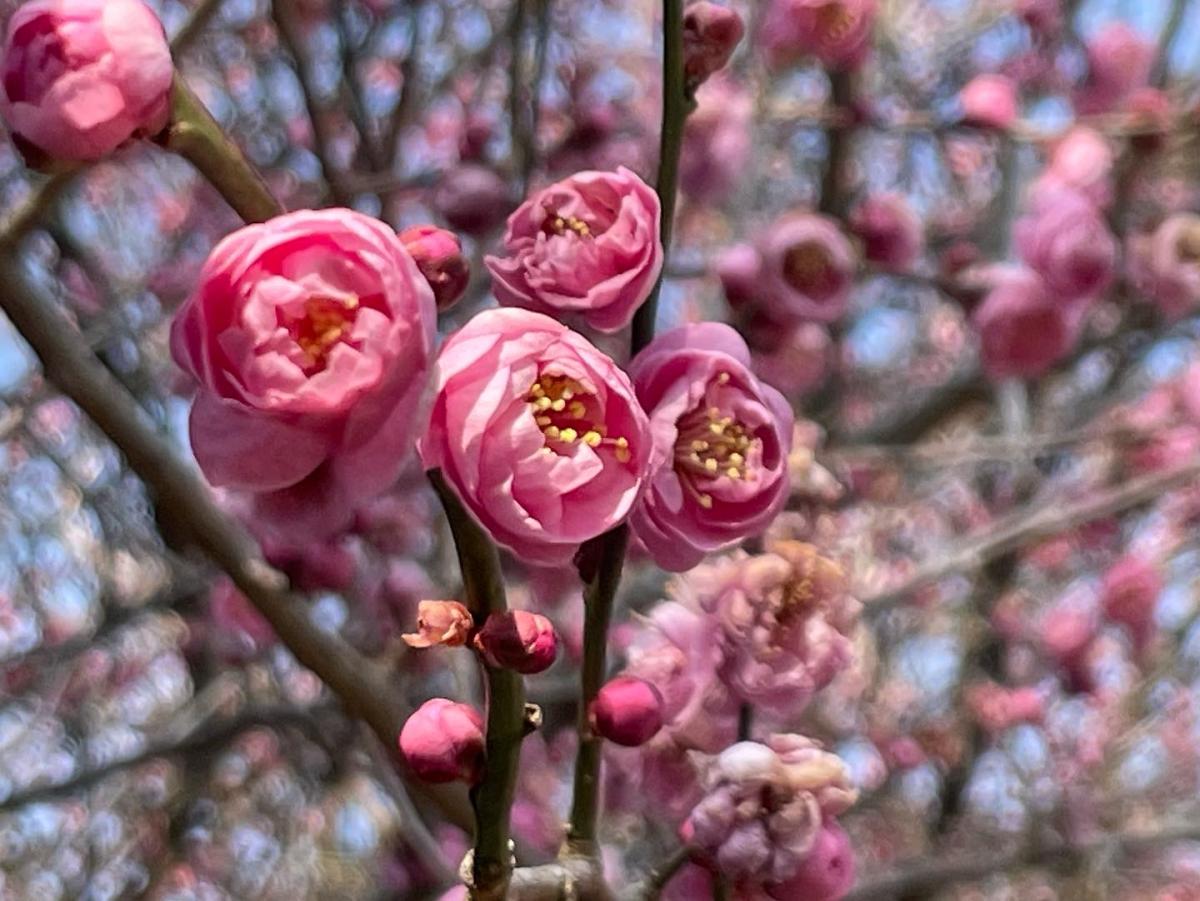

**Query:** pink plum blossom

left=420, top=308, right=653, bottom=565
left=758, top=213, right=857, bottom=324
left=758, top=0, right=876, bottom=71
left=1127, top=213, right=1200, bottom=319
left=1014, top=187, right=1116, bottom=302
left=485, top=167, right=663, bottom=333
left=171, top=209, right=437, bottom=539
left=1101, top=554, right=1162, bottom=650
left=402, top=600, right=474, bottom=649
left=959, top=74, right=1019, bottom=130
left=629, top=323, right=794, bottom=572
left=972, top=267, right=1080, bottom=380
left=1075, top=22, right=1153, bottom=115
left=848, top=193, right=923, bottom=270
left=0, top=0, right=172, bottom=163
left=1038, top=126, right=1115, bottom=209
left=766, top=821, right=856, bottom=900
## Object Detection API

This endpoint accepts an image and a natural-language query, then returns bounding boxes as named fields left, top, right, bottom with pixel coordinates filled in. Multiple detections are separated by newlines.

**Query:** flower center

left=527, top=373, right=630, bottom=461
left=542, top=214, right=593, bottom=239
left=284, top=295, right=359, bottom=371
left=817, top=2, right=856, bottom=42
left=782, top=241, right=835, bottom=295
left=673, top=374, right=756, bottom=509
left=1177, top=226, right=1200, bottom=264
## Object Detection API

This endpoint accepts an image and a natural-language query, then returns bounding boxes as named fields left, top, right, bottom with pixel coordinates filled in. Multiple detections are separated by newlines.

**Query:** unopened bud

left=589, top=675, right=664, bottom=746
left=400, top=225, right=470, bottom=311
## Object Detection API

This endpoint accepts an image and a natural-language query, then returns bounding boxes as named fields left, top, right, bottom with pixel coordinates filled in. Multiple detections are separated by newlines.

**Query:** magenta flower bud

left=472, top=610, right=558, bottom=674
left=1101, top=554, right=1162, bottom=650
left=682, top=2, right=745, bottom=91
left=972, top=267, right=1079, bottom=380
left=590, top=675, right=664, bottom=746
left=402, top=600, right=474, bottom=649
left=399, top=225, right=470, bottom=312
left=1075, top=22, right=1153, bottom=115
left=959, top=74, right=1018, bottom=130
left=848, top=193, right=923, bottom=271
left=434, top=164, right=512, bottom=235
left=1014, top=187, right=1116, bottom=302
left=398, top=698, right=485, bottom=784
left=0, top=0, right=172, bottom=165
left=766, top=822, right=856, bottom=901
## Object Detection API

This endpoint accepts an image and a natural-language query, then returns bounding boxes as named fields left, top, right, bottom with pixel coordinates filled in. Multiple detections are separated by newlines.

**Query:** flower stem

left=429, top=471, right=527, bottom=899
left=631, top=0, right=689, bottom=355
left=163, top=73, right=284, bottom=224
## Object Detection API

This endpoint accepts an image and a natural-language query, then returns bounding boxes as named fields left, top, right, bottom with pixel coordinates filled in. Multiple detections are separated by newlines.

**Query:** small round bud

left=399, top=698, right=485, bottom=784
left=589, top=675, right=664, bottom=746
left=402, top=600, right=474, bottom=649
left=959, top=74, right=1018, bottom=130
left=473, top=610, right=558, bottom=674
left=683, top=2, right=745, bottom=92
left=399, top=225, right=470, bottom=312
left=434, top=164, right=512, bottom=235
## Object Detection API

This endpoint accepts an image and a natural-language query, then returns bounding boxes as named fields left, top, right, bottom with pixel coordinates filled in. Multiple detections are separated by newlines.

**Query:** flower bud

left=0, top=0, right=173, bottom=165
left=683, top=2, right=745, bottom=92
left=402, top=600, right=474, bottom=649
left=766, top=821, right=856, bottom=901
left=959, top=74, right=1018, bottom=130
left=473, top=610, right=558, bottom=674
left=589, top=675, right=664, bottom=746
left=398, top=698, right=485, bottom=783
left=434, top=164, right=512, bottom=235
left=399, top=225, right=470, bottom=312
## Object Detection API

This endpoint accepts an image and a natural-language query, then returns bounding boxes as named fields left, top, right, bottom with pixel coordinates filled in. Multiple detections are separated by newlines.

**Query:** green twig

left=429, top=471, right=527, bottom=899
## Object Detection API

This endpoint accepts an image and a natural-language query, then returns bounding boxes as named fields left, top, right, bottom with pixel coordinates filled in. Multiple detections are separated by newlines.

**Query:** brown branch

left=863, top=458, right=1200, bottom=613
left=169, top=0, right=228, bottom=53
left=844, top=819, right=1200, bottom=900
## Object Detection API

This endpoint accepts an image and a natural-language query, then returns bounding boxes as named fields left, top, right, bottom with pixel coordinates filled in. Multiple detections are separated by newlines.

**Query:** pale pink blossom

left=1127, top=213, right=1200, bottom=319
left=678, top=543, right=859, bottom=712
left=629, top=323, right=793, bottom=571
left=682, top=736, right=856, bottom=890
left=1014, top=187, right=1116, bottom=302
left=959, top=74, right=1019, bottom=129
left=171, top=209, right=437, bottom=539
left=966, top=681, right=1046, bottom=734
left=420, top=308, right=653, bottom=565
left=1038, top=126, right=1114, bottom=208
left=485, top=167, right=663, bottom=333
left=0, top=0, right=171, bottom=163
left=848, top=193, right=923, bottom=270
left=758, top=0, right=876, bottom=71
left=402, top=600, right=474, bottom=649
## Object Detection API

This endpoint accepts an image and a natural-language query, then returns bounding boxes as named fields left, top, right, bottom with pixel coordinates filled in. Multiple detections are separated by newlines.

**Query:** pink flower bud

left=398, top=698, right=485, bottom=784
left=959, top=74, right=1019, bottom=130
left=848, top=193, right=923, bottom=270
left=1101, top=554, right=1162, bottom=650
left=972, top=267, right=1080, bottom=380
left=472, top=610, right=558, bottom=673
left=766, top=821, right=856, bottom=901
left=434, top=164, right=512, bottom=235
left=683, top=2, right=745, bottom=91
left=402, top=600, right=474, bottom=649
left=399, top=225, right=470, bottom=312
left=590, top=676, right=664, bottom=746
left=0, top=0, right=172, bottom=164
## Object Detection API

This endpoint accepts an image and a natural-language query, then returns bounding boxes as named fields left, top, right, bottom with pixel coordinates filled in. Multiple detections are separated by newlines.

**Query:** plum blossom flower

left=1036, top=126, right=1114, bottom=208
left=420, top=308, right=653, bottom=565
left=682, top=736, right=856, bottom=891
left=754, top=213, right=857, bottom=324
left=0, top=0, right=172, bottom=163
left=758, top=0, right=876, bottom=71
left=848, top=193, right=923, bottom=270
left=171, top=209, right=437, bottom=539
left=402, top=600, right=473, bottom=649
left=766, top=821, right=856, bottom=900
left=677, top=542, right=860, bottom=712
left=1101, top=554, right=1162, bottom=650
left=1014, top=187, right=1116, bottom=302
left=972, top=266, right=1080, bottom=380
left=959, top=74, right=1019, bottom=129
left=1127, top=213, right=1200, bottom=320
left=1075, top=22, right=1153, bottom=115
left=629, top=323, right=794, bottom=572
left=485, top=167, right=663, bottom=333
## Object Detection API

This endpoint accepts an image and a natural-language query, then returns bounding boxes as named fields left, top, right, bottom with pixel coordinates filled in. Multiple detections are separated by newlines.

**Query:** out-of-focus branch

left=864, top=458, right=1200, bottom=613
left=169, top=0, right=228, bottom=54
left=844, top=819, right=1200, bottom=900
left=272, top=0, right=354, bottom=205
left=819, top=70, right=854, bottom=217
left=429, top=472, right=526, bottom=899
left=385, top=0, right=428, bottom=164
left=0, top=702, right=332, bottom=812
left=1151, top=0, right=1187, bottom=88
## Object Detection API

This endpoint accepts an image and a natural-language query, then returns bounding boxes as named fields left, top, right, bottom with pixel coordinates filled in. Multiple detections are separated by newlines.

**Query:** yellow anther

left=535, top=396, right=553, bottom=411
left=697, top=493, right=713, bottom=509
left=559, top=428, right=578, bottom=443
left=583, top=431, right=603, bottom=447
left=726, top=467, right=741, bottom=479
left=615, top=447, right=632, bottom=463
left=569, top=401, right=587, bottom=418
left=704, top=458, right=719, bottom=473
left=545, top=426, right=561, bottom=440
left=692, top=440, right=709, bottom=452
left=551, top=398, right=567, bottom=412
left=536, top=416, right=552, bottom=427
left=717, top=372, right=731, bottom=384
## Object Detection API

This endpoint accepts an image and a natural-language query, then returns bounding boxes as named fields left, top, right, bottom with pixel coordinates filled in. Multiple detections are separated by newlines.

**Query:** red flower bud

left=398, top=698, right=485, bottom=783
left=589, top=675, right=663, bottom=746
left=473, top=610, right=558, bottom=674
left=683, top=2, right=745, bottom=91
left=399, top=225, right=470, bottom=312
left=402, top=600, right=474, bottom=648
